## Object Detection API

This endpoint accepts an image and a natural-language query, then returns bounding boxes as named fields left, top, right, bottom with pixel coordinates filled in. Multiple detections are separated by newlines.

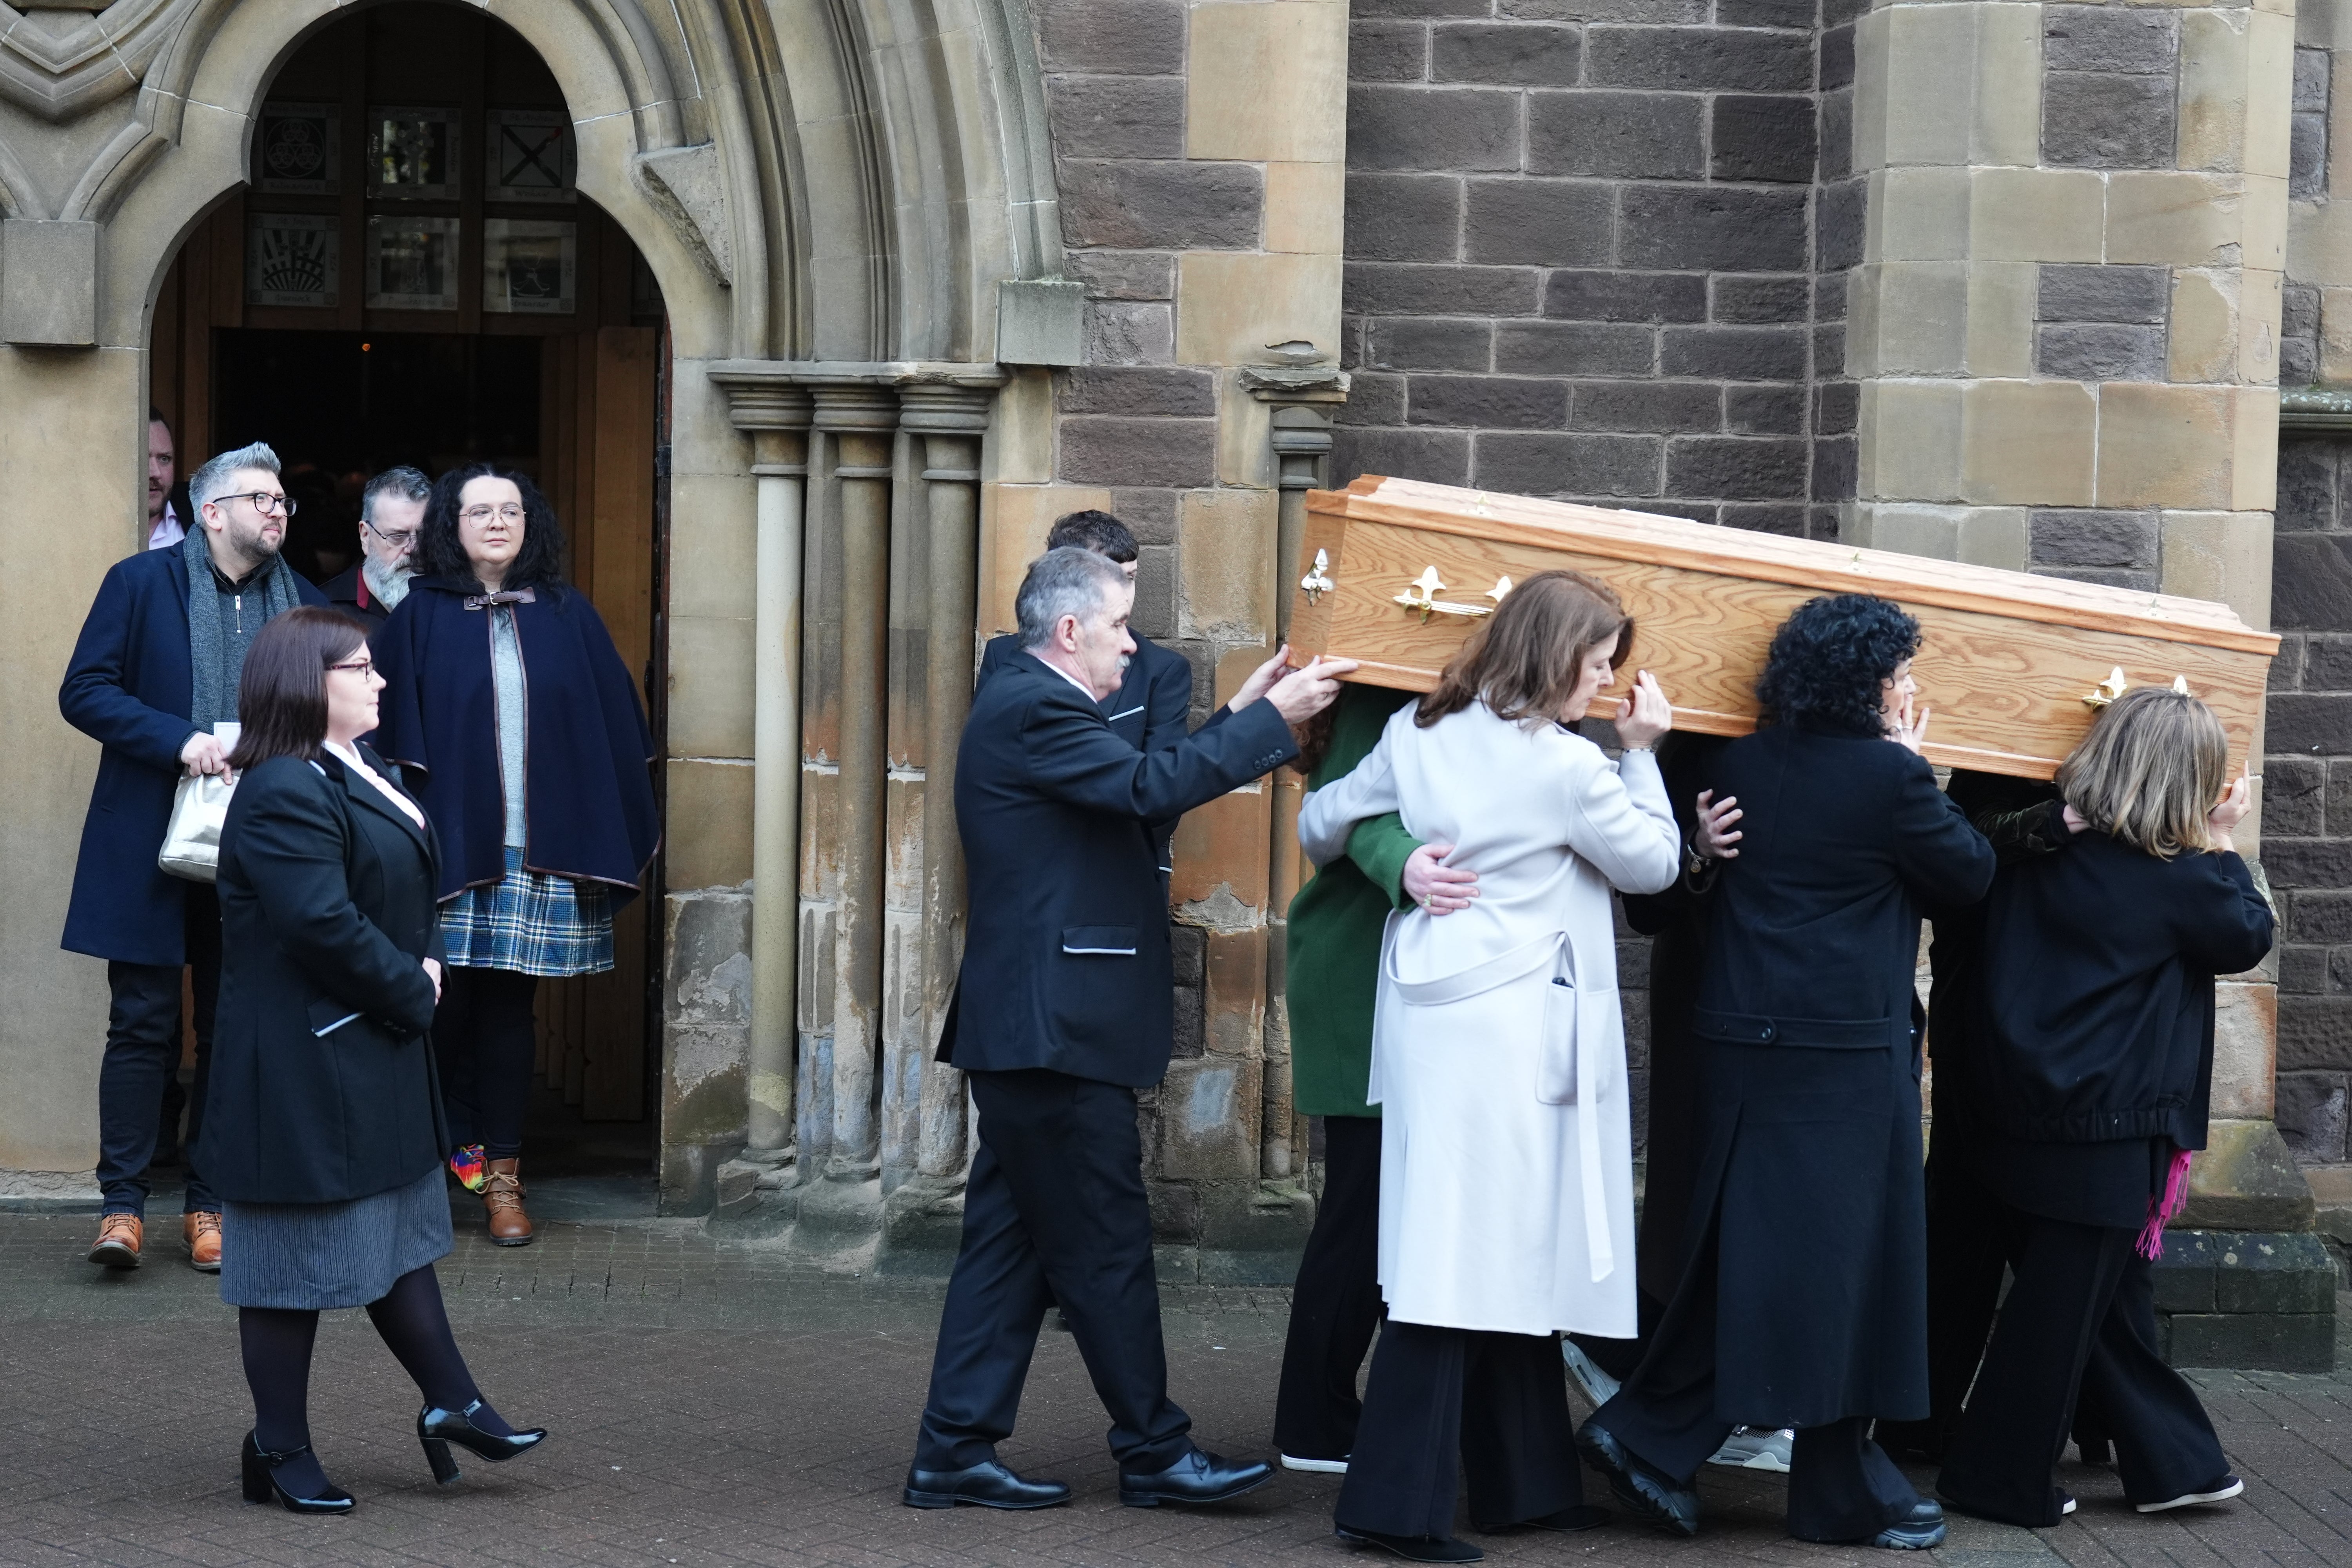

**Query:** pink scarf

left=2134, top=1146, right=2195, bottom=1261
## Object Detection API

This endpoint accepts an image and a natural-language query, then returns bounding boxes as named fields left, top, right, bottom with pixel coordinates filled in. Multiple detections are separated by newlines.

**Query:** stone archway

left=0, top=0, right=1061, bottom=1199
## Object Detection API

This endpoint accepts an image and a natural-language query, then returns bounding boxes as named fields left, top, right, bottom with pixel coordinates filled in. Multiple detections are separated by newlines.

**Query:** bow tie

left=464, top=586, right=537, bottom=610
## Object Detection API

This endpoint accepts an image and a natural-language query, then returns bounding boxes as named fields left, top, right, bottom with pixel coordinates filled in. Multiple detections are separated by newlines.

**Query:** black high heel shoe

left=417, top=1401, right=548, bottom=1485
left=240, top=1432, right=355, bottom=1515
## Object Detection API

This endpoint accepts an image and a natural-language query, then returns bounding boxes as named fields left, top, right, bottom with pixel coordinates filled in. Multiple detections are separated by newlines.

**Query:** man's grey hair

left=361, top=465, right=433, bottom=522
left=189, top=442, right=281, bottom=510
left=1016, top=546, right=1126, bottom=651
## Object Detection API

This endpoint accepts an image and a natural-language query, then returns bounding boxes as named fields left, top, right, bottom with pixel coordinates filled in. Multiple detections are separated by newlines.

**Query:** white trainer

left=1706, top=1426, right=1793, bottom=1472
left=1280, top=1454, right=1348, bottom=1474
left=1561, top=1340, right=1622, bottom=1408
left=2136, top=1477, right=2244, bottom=1513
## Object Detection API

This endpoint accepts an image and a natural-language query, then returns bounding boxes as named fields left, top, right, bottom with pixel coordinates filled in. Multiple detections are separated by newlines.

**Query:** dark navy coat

left=979, top=628, right=1194, bottom=875
left=198, top=748, right=449, bottom=1205
left=369, top=577, right=659, bottom=907
left=942, top=653, right=1294, bottom=1087
left=1684, top=724, right=1994, bottom=1428
left=59, top=546, right=326, bottom=966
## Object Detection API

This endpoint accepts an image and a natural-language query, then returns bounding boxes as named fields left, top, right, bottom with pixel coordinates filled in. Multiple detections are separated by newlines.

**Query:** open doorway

left=149, top=1, right=670, bottom=1181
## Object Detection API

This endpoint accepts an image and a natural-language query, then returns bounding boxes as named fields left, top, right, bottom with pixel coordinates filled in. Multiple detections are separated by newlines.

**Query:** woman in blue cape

left=371, top=462, right=658, bottom=1246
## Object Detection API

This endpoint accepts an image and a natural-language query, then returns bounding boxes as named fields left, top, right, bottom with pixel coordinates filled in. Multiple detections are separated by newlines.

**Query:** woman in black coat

left=1935, top=687, right=2270, bottom=1526
left=1578, top=595, right=1993, bottom=1550
left=199, top=608, right=545, bottom=1513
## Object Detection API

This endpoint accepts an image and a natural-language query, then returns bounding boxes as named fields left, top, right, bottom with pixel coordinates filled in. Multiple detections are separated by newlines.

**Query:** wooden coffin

left=1290, top=477, right=2279, bottom=781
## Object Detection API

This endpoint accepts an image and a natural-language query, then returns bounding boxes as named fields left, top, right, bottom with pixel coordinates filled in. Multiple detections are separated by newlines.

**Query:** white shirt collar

left=146, top=501, right=185, bottom=552
left=1024, top=648, right=1102, bottom=702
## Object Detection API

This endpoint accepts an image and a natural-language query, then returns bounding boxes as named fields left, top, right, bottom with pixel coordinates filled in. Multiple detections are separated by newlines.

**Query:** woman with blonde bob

left=1935, top=687, right=2271, bottom=1527
left=1297, top=569, right=1681, bottom=1562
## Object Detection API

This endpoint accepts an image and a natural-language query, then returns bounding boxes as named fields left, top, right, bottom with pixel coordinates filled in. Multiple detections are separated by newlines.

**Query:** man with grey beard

left=323, top=465, right=429, bottom=634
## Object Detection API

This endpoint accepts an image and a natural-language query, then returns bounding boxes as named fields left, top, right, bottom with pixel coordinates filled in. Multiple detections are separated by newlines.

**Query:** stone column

left=899, top=382, right=997, bottom=1185
left=1242, top=367, right=1348, bottom=1187
left=1847, top=0, right=2318, bottom=1298
left=814, top=385, right=900, bottom=1181
left=710, top=376, right=814, bottom=1167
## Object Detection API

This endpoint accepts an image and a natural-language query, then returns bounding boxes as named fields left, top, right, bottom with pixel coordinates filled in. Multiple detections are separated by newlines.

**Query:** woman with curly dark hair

left=370, top=463, right=659, bottom=1246
left=1577, top=593, right=1994, bottom=1552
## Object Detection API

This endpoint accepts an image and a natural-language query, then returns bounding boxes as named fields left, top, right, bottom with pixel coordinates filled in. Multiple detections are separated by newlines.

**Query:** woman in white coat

left=1299, top=570, right=1682, bottom=1563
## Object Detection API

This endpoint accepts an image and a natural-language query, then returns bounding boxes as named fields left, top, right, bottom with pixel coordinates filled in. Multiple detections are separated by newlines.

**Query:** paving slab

left=0, top=1203, right=2345, bottom=1568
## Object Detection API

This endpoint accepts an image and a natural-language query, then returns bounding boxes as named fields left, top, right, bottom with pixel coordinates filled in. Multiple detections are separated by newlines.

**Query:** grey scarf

left=184, top=525, right=301, bottom=733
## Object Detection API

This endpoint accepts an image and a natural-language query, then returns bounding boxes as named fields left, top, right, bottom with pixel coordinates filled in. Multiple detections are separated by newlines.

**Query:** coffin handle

left=1394, top=566, right=1514, bottom=622
left=1300, top=548, right=1336, bottom=605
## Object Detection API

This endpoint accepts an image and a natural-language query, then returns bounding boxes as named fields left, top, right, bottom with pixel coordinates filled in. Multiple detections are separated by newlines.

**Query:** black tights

left=240, top=1264, right=510, bottom=1495
left=437, top=967, right=540, bottom=1159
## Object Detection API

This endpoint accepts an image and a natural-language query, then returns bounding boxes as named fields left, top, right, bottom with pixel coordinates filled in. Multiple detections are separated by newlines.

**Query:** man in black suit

left=975, top=509, right=1194, bottom=882
left=906, top=547, right=1351, bottom=1513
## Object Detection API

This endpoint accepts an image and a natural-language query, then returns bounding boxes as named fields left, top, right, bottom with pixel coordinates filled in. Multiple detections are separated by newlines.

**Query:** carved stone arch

left=91, top=0, right=739, bottom=355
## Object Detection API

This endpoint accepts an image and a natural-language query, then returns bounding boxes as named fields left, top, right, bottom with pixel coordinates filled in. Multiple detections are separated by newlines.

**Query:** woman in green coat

left=1274, top=682, right=1477, bottom=1472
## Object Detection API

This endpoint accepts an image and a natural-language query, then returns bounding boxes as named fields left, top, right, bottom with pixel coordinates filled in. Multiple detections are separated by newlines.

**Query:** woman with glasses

left=202, top=606, right=545, bottom=1513
left=371, top=464, right=659, bottom=1246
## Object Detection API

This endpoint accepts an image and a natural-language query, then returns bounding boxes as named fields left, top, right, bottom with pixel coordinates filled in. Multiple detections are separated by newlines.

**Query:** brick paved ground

left=0, top=1194, right=2345, bottom=1568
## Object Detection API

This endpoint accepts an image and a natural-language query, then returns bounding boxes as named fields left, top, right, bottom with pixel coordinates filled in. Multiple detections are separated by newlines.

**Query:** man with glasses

left=323, top=465, right=430, bottom=634
left=59, top=441, right=327, bottom=1272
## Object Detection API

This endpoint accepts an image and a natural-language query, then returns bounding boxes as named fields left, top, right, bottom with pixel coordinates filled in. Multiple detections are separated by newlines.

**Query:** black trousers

left=1595, top=1210, right=1921, bottom=1543
left=1936, top=1207, right=2229, bottom=1527
left=1334, top=1322, right=1582, bottom=1539
left=1876, top=1100, right=2007, bottom=1463
left=1273, top=1114, right=1383, bottom=1461
left=96, top=886, right=220, bottom=1216
left=915, top=1068, right=1191, bottom=1472
left=435, top=967, right=539, bottom=1159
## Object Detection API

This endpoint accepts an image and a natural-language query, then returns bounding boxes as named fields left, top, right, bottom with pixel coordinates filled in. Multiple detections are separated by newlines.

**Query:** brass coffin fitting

left=2082, top=667, right=2193, bottom=708
left=1394, top=566, right=1514, bottom=623
left=1300, top=548, right=1336, bottom=605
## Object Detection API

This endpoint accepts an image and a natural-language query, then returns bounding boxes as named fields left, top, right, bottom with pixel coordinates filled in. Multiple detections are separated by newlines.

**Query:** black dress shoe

left=416, top=1401, right=547, bottom=1485
left=240, top=1433, right=354, bottom=1515
left=1870, top=1499, right=1947, bottom=1550
left=903, top=1459, right=1071, bottom=1510
left=1335, top=1525, right=1484, bottom=1562
left=1574, top=1420, right=1699, bottom=1538
left=1118, top=1447, right=1275, bottom=1507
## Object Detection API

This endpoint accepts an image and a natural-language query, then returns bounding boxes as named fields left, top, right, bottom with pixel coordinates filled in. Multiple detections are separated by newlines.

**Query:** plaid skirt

left=439, top=846, right=614, bottom=977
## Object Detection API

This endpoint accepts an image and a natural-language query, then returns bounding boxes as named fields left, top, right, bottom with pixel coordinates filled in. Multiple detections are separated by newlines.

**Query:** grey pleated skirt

left=219, top=1167, right=454, bottom=1310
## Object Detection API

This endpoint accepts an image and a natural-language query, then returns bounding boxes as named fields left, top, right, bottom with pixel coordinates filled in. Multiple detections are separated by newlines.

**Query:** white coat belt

left=1381, top=924, right=1618, bottom=1285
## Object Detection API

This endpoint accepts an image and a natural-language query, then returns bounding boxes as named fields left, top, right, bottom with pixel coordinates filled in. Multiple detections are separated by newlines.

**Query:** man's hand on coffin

left=1403, top=842, right=1479, bottom=915
left=1226, top=643, right=1296, bottom=715
left=1693, top=789, right=1743, bottom=862
left=1265, top=656, right=1358, bottom=724
left=1613, top=669, right=1673, bottom=750
left=2208, top=766, right=2253, bottom=851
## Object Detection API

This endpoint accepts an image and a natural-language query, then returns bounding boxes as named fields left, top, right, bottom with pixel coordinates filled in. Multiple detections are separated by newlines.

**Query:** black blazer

left=942, top=652, right=1296, bottom=1086
left=196, top=747, right=449, bottom=1205
left=1695, top=724, right=1995, bottom=1052
left=1973, top=832, right=2274, bottom=1149
left=979, top=628, right=1194, bottom=874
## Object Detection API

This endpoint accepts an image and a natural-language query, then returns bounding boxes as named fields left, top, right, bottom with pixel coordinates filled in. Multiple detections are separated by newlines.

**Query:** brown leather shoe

left=482, top=1160, right=535, bottom=1247
left=89, top=1213, right=142, bottom=1269
left=184, top=1210, right=223, bottom=1272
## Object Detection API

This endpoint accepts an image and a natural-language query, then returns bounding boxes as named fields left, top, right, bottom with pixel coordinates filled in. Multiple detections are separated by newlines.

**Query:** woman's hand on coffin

left=1267, top=656, right=1359, bottom=724
left=1613, top=670, right=1673, bottom=750
left=1403, top=842, right=1479, bottom=915
left=2209, top=766, right=2253, bottom=846
left=1694, top=789, right=1743, bottom=861
left=1886, top=691, right=1931, bottom=754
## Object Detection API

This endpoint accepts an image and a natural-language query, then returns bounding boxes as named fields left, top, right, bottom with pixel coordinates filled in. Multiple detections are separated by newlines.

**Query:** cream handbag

left=158, top=771, right=236, bottom=882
